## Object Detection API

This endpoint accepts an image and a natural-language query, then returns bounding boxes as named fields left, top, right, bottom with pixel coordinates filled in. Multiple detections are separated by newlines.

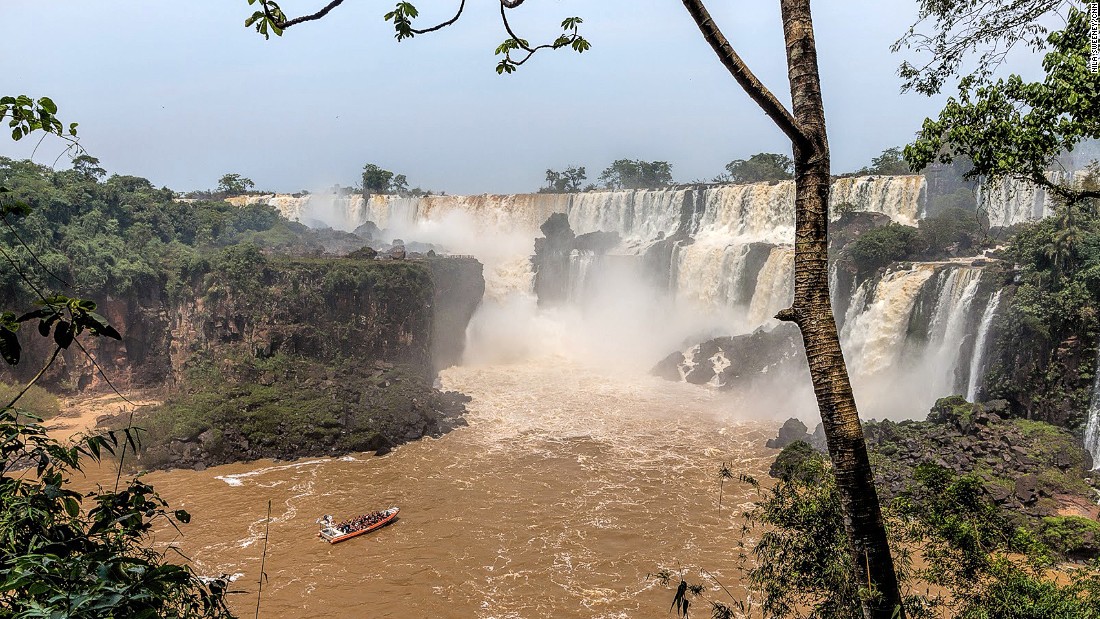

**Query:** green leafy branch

left=0, top=95, right=77, bottom=142
left=495, top=13, right=590, bottom=75
left=905, top=8, right=1100, bottom=207
left=0, top=296, right=121, bottom=369
left=241, top=0, right=589, bottom=74
left=1, top=95, right=83, bottom=165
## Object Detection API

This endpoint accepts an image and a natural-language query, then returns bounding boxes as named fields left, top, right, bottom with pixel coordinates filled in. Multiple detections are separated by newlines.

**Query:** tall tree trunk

left=680, top=1, right=903, bottom=617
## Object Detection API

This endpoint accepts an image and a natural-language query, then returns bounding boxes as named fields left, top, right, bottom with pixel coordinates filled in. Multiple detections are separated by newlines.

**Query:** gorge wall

left=4, top=256, right=485, bottom=394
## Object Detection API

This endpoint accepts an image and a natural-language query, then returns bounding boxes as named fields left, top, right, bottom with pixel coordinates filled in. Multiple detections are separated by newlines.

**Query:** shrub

left=847, top=223, right=918, bottom=274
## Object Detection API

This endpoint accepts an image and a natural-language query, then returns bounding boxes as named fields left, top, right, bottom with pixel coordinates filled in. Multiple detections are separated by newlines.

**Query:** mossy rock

left=769, top=440, right=826, bottom=483
left=1040, top=516, right=1100, bottom=560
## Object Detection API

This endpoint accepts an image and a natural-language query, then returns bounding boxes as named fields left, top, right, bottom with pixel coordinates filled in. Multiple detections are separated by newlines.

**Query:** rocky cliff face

left=5, top=256, right=485, bottom=393
left=428, top=257, right=484, bottom=371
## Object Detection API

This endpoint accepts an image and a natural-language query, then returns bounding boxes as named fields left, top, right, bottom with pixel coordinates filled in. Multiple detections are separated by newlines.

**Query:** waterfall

left=979, top=171, right=1070, bottom=228
left=567, top=250, right=596, bottom=303
left=829, top=175, right=925, bottom=225
left=924, top=267, right=984, bottom=396
left=746, top=247, right=795, bottom=325
left=1085, top=346, right=1100, bottom=470
left=965, top=290, right=1003, bottom=401
left=675, top=240, right=748, bottom=309
left=841, top=265, right=936, bottom=377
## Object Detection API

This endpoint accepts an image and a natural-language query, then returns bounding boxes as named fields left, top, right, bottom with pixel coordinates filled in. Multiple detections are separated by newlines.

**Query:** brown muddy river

left=83, top=362, right=775, bottom=618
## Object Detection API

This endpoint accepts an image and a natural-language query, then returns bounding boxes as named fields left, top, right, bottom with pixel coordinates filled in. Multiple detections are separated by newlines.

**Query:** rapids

left=94, top=362, right=774, bottom=618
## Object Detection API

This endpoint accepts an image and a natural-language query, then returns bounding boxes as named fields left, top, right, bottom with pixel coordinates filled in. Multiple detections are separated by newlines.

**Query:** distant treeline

left=538, top=147, right=913, bottom=193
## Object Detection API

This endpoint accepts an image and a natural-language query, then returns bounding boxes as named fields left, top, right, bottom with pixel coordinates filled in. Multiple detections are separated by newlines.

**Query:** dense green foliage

left=913, top=206, right=982, bottom=254
left=843, top=208, right=983, bottom=274
left=679, top=450, right=1100, bottom=619
left=1, top=90, right=237, bottom=616
left=847, top=223, right=919, bottom=274
left=134, top=350, right=463, bottom=469
left=0, top=406, right=234, bottom=618
left=597, top=159, right=673, bottom=190
left=0, top=157, right=330, bottom=304
left=984, top=207, right=1100, bottom=423
left=718, top=152, right=793, bottom=183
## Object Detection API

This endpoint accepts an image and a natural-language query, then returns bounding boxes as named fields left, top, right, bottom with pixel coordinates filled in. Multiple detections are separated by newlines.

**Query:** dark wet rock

left=650, top=323, right=806, bottom=391
left=348, top=245, right=379, bottom=260
left=352, top=220, right=381, bottom=240
left=766, top=418, right=810, bottom=450
left=988, top=484, right=1013, bottom=504
left=684, top=363, right=716, bottom=385
left=127, top=361, right=471, bottom=471
left=651, top=352, right=685, bottom=382
left=532, top=213, right=622, bottom=306
left=575, top=230, right=621, bottom=253
left=1015, top=474, right=1040, bottom=504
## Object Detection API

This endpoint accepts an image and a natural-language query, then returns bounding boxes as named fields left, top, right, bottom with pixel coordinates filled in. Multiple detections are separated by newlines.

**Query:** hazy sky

left=0, top=1, right=1036, bottom=194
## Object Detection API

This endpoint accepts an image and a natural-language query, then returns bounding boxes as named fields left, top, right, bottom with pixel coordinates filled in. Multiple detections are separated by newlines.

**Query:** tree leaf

left=0, top=326, right=19, bottom=365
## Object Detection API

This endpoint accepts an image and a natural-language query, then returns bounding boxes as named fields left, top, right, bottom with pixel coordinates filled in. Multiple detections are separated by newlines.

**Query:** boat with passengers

left=317, top=507, right=399, bottom=544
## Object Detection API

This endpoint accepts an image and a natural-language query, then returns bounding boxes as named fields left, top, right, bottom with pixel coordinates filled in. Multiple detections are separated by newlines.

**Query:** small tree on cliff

left=719, top=152, right=794, bottom=183
left=241, top=1, right=903, bottom=615
left=217, top=172, right=255, bottom=195
left=361, top=163, right=395, bottom=194
left=858, top=147, right=911, bottom=176
left=598, top=159, right=674, bottom=189
left=543, top=165, right=587, bottom=193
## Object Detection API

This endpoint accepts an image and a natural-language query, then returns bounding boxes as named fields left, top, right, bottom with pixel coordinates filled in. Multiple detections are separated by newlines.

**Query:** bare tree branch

left=679, top=0, right=813, bottom=153
left=412, top=0, right=465, bottom=35
left=268, top=0, right=347, bottom=28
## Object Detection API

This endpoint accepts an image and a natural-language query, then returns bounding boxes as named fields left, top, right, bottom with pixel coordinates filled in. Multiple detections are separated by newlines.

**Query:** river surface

left=87, top=361, right=774, bottom=618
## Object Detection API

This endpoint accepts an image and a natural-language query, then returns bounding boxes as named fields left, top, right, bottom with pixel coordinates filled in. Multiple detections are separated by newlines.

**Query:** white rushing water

left=1085, top=346, right=1100, bottom=470
left=978, top=171, right=1072, bottom=228
left=841, top=266, right=937, bottom=377
left=925, top=267, right=985, bottom=396
left=966, top=290, right=1003, bottom=401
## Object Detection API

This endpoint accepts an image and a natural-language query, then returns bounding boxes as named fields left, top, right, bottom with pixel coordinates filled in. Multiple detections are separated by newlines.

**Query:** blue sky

left=0, top=1, right=1038, bottom=194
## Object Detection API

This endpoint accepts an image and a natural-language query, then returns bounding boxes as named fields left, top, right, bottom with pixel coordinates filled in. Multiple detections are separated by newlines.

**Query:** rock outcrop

left=765, top=396, right=1098, bottom=555
left=651, top=323, right=806, bottom=389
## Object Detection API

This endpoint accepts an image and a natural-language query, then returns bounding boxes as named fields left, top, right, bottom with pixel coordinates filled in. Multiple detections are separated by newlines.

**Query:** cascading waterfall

left=746, top=247, right=795, bottom=325
left=965, top=290, right=1003, bottom=401
left=1085, top=346, right=1100, bottom=470
left=830, top=175, right=924, bottom=225
left=924, top=267, right=985, bottom=396
left=978, top=171, right=1070, bottom=228
left=237, top=177, right=926, bottom=334
left=222, top=175, right=1029, bottom=420
left=236, top=176, right=926, bottom=242
left=675, top=241, right=749, bottom=310
left=841, top=266, right=937, bottom=376
left=567, top=250, right=596, bottom=303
